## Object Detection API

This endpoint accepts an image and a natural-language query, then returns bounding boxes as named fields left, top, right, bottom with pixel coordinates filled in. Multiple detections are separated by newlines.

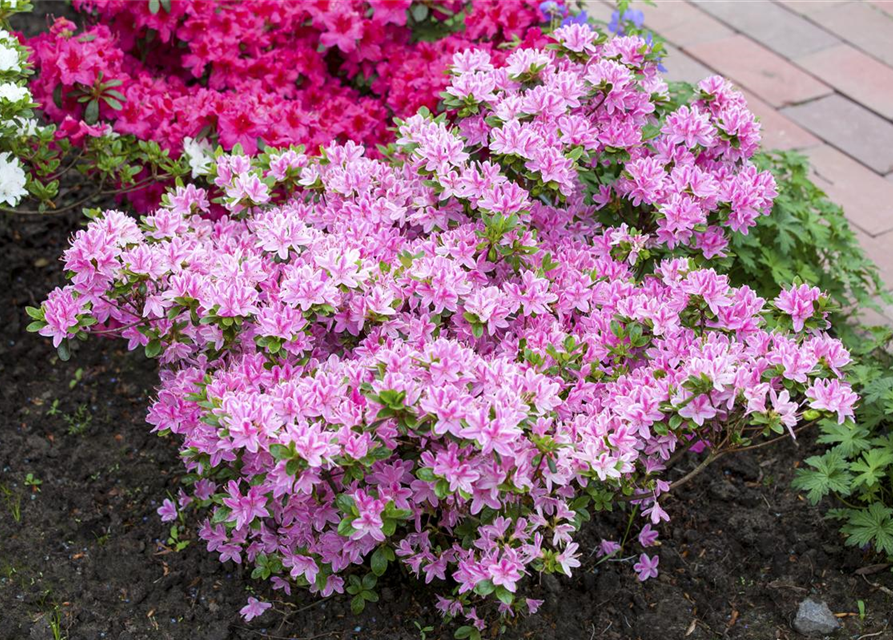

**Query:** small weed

left=858, top=598, right=866, bottom=622
left=0, top=483, right=22, bottom=522
left=94, top=528, right=111, bottom=547
left=48, top=608, right=65, bottom=640
left=89, top=462, right=121, bottom=482
left=413, top=621, right=435, bottom=639
left=167, top=525, right=190, bottom=552
left=64, top=404, right=92, bottom=436
left=46, top=399, right=61, bottom=416
left=24, top=473, right=42, bottom=493
left=68, top=368, right=84, bottom=390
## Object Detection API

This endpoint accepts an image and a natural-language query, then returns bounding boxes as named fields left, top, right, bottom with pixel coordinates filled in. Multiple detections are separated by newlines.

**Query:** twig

left=724, top=421, right=817, bottom=454
left=667, top=450, right=725, bottom=494
left=45, top=146, right=87, bottom=181
left=4, top=184, right=106, bottom=215
left=665, top=437, right=701, bottom=470
left=4, top=175, right=158, bottom=216
left=860, top=573, right=893, bottom=598
left=857, top=623, right=889, bottom=640
left=90, top=319, right=150, bottom=335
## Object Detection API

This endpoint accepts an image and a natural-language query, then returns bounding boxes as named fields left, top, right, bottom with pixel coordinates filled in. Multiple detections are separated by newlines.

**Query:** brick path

left=585, top=0, right=893, bottom=322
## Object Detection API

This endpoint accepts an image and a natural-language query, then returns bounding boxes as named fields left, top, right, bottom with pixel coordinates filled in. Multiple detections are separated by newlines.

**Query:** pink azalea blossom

left=240, top=597, right=272, bottom=621
left=633, top=553, right=659, bottom=581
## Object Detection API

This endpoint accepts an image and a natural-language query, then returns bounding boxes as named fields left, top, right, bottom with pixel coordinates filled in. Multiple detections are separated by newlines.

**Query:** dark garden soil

left=3, top=5, right=893, bottom=640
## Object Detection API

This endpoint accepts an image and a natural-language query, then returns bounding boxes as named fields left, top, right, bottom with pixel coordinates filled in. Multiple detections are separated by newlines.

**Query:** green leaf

left=335, top=493, right=357, bottom=515
left=84, top=99, right=99, bottom=125
left=817, top=419, right=871, bottom=457
left=57, top=340, right=71, bottom=362
left=337, top=517, right=357, bottom=537
left=473, top=579, right=495, bottom=596
left=285, top=459, right=301, bottom=476
left=144, top=339, right=162, bottom=358
left=792, top=450, right=853, bottom=504
left=370, top=546, right=389, bottom=577
left=211, top=506, right=231, bottom=525
left=416, top=467, right=436, bottom=482
left=25, top=306, right=43, bottom=320
left=269, top=443, right=290, bottom=460
left=102, top=96, right=123, bottom=110
left=494, top=585, right=513, bottom=605
left=350, top=594, right=366, bottom=615
left=361, top=573, right=377, bottom=591
left=842, top=503, right=893, bottom=556
left=850, top=449, right=893, bottom=490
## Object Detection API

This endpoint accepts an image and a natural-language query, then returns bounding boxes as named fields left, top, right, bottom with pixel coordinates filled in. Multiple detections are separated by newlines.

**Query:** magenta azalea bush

left=29, top=24, right=858, bottom=630
left=14, top=0, right=569, bottom=213
left=27, top=0, right=554, bottom=156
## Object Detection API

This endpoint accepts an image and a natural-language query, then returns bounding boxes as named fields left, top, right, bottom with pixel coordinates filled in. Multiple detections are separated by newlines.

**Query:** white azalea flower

left=183, top=136, right=213, bottom=178
left=0, top=44, right=19, bottom=72
left=0, top=151, right=27, bottom=206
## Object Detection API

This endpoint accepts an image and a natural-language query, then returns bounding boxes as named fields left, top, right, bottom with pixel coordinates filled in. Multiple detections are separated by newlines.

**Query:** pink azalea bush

left=29, top=25, right=857, bottom=628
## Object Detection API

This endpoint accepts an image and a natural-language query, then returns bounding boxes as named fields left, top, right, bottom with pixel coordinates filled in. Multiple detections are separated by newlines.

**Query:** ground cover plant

left=26, top=23, right=864, bottom=634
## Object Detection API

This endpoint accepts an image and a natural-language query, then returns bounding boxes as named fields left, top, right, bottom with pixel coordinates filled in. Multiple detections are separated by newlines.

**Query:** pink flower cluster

left=32, top=30, right=857, bottom=625
left=433, top=24, right=776, bottom=259
left=27, top=0, right=551, bottom=158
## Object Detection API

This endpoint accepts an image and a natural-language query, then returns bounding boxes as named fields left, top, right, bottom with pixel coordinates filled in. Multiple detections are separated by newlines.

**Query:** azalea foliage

left=28, top=23, right=858, bottom=630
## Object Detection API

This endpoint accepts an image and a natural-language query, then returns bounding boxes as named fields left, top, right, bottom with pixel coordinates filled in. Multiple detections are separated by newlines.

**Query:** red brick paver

left=693, top=0, right=839, bottom=59
left=795, top=43, right=893, bottom=120
left=661, top=43, right=713, bottom=85
left=869, top=1, right=893, bottom=17
left=782, top=94, right=893, bottom=175
left=855, top=228, right=893, bottom=288
left=638, top=0, right=734, bottom=47
left=685, top=34, right=831, bottom=107
left=803, top=144, right=893, bottom=237
left=779, top=0, right=893, bottom=68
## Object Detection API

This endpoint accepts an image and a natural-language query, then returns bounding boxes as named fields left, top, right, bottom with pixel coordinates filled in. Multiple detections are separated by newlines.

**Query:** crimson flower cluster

left=27, top=0, right=551, bottom=159
left=30, top=26, right=857, bottom=627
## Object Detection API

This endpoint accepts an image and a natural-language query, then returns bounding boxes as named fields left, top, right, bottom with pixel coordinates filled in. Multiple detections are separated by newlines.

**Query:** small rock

left=793, top=598, right=840, bottom=636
